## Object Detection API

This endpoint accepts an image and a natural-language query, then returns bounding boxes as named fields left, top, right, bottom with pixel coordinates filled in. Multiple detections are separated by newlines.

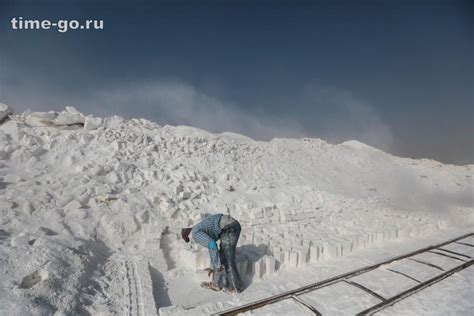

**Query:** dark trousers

left=212, top=221, right=244, bottom=292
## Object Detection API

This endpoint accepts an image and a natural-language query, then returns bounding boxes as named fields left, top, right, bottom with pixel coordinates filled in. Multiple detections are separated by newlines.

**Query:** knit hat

left=181, top=227, right=192, bottom=243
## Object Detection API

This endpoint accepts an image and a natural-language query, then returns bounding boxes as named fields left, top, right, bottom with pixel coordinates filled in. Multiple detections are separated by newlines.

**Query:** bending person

left=181, top=213, right=244, bottom=293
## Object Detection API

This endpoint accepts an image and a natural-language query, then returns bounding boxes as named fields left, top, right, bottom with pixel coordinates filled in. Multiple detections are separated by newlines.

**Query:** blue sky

left=0, top=0, right=472, bottom=164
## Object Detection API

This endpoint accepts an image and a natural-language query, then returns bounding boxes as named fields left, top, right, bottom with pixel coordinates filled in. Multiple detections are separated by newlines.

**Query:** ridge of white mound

left=0, top=103, right=13, bottom=123
left=0, top=107, right=472, bottom=315
left=341, top=139, right=377, bottom=150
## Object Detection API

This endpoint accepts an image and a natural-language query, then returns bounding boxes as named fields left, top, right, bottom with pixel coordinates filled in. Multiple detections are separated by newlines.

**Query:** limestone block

left=264, top=208, right=275, bottom=218
left=321, top=242, right=338, bottom=259
left=264, top=256, right=276, bottom=276
left=178, top=191, right=191, bottom=200
left=397, top=227, right=412, bottom=239
left=293, top=247, right=308, bottom=266
left=252, top=217, right=270, bottom=226
left=302, top=246, right=310, bottom=263
left=390, top=228, right=399, bottom=239
left=280, top=208, right=292, bottom=215
left=54, top=106, right=85, bottom=125
left=339, top=240, right=352, bottom=257
left=179, top=248, right=199, bottom=270
left=251, top=258, right=264, bottom=278
left=292, top=213, right=303, bottom=221
left=250, top=208, right=264, bottom=219
left=347, top=235, right=361, bottom=249
left=84, top=116, right=103, bottom=131
left=306, top=213, right=316, bottom=219
left=309, top=245, right=321, bottom=263
left=267, top=217, right=278, bottom=224
left=24, top=111, right=57, bottom=127
left=302, top=240, right=311, bottom=249
left=268, top=239, right=278, bottom=248
left=284, top=250, right=291, bottom=265
left=289, top=251, right=298, bottom=268
left=11, top=234, right=29, bottom=247
left=375, top=231, right=384, bottom=242
left=174, top=184, right=184, bottom=195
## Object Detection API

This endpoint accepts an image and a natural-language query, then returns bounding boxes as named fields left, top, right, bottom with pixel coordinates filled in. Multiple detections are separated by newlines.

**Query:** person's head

left=181, top=227, right=192, bottom=243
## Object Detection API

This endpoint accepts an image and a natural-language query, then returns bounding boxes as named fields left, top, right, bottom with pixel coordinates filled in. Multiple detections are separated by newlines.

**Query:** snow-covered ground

left=0, top=105, right=472, bottom=315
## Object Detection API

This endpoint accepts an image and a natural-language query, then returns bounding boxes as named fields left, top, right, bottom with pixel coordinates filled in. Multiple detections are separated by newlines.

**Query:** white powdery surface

left=0, top=107, right=472, bottom=315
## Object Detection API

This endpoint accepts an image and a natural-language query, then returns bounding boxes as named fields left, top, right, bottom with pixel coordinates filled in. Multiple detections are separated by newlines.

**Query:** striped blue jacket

left=192, top=213, right=223, bottom=268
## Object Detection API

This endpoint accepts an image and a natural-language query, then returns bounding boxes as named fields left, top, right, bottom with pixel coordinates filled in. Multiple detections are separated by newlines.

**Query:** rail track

left=218, top=232, right=474, bottom=315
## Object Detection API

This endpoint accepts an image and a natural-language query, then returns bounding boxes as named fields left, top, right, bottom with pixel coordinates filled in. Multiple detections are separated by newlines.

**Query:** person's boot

left=200, top=281, right=222, bottom=291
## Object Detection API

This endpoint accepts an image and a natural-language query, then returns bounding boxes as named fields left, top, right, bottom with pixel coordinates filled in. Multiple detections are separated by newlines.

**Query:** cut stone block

left=174, top=184, right=184, bottom=195
left=249, top=208, right=264, bottom=219
left=84, top=116, right=103, bottom=131
left=339, top=240, right=353, bottom=257
left=250, top=255, right=276, bottom=279
left=293, top=248, right=308, bottom=266
left=264, top=256, right=276, bottom=276
left=349, top=235, right=363, bottom=249
left=178, top=248, right=210, bottom=270
left=280, top=208, right=292, bottom=215
left=294, top=213, right=306, bottom=221
left=322, top=242, right=338, bottom=259
left=397, top=227, right=412, bottom=239
left=252, top=217, right=270, bottom=226
left=264, top=208, right=275, bottom=217
left=289, top=251, right=298, bottom=268
left=281, top=214, right=294, bottom=221
left=178, top=191, right=191, bottom=200
left=284, top=250, right=291, bottom=265
left=309, top=245, right=321, bottom=263
left=251, top=257, right=265, bottom=278
left=11, top=234, right=29, bottom=247
left=273, top=250, right=285, bottom=265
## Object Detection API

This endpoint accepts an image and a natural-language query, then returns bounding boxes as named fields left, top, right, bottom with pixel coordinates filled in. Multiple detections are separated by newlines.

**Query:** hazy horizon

left=1, top=0, right=472, bottom=164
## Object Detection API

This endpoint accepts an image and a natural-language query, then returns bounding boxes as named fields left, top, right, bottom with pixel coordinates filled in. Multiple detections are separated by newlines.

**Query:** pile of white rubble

left=0, top=104, right=472, bottom=315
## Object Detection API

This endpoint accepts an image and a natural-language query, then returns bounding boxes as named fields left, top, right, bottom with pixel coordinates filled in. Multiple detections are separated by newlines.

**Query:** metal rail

left=357, top=259, right=474, bottom=315
left=218, top=232, right=473, bottom=316
left=291, top=295, right=322, bottom=315
left=454, top=241, right=474, bottom=247
left=427, top=250, right=468, bottom=262
left=343, top=280, right=386, bottom=301
left=385, top=268, right=422, bottom=283
left=436, top=248, right=471, bottom=259
left=406, top=258, right=444, bottom=271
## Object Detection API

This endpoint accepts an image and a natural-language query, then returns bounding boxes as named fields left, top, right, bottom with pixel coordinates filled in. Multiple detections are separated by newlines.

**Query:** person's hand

left=208, top=240, right=218, bottom=250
